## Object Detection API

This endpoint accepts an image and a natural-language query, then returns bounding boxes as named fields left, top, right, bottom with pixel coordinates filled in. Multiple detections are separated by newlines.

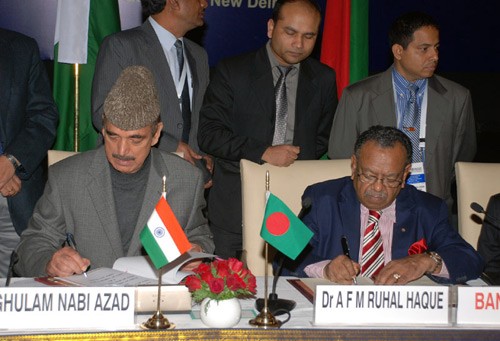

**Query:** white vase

left=200, top=297, right=241, bottom=328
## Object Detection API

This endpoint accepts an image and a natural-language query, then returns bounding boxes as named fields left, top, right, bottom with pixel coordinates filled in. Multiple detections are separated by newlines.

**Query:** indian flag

left=140, top=196, right=192, bottom=269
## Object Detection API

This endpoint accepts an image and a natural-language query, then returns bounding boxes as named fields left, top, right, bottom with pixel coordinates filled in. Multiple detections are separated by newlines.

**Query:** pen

left=341, top=235, right=357, bottom=285
left=66, top=233, right=88, bottom=277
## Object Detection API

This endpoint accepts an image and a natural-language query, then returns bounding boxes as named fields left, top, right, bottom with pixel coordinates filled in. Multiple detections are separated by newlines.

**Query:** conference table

left=1, top=277, right=500, bottom=340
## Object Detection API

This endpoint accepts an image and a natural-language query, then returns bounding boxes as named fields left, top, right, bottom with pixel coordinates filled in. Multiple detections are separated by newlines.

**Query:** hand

left=0, top=175, right=21, bottom=197
left=0, top=155, right=16, bottom=189
left=261, top=145, right=300, bottom=167
left=176, top=141, right=202, bottom=165
left=202, top=155, right=213, bottom=189
left=45, top=247, right=91, bottom=277
left=374, top=254, right=436, bottom=285
left=180, top=244, right=203, bottom=272
left=323, top=255, right=360, bottom=284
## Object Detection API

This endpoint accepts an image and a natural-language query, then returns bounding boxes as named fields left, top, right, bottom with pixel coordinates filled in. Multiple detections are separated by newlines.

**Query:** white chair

left=47, top=150, right=79, bottom=167
left=240, top=159, right=352, bottom=276
left=456, top=162, right=500, bottom=249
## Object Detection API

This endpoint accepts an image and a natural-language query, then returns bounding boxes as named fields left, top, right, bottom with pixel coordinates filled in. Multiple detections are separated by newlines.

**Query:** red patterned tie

left=361, top=210, right=384, bottom=279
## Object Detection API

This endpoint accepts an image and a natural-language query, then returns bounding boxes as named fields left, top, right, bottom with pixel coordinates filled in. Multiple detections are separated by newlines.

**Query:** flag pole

left=142, top=176, right=175, bottom=330
left=73, top=63, right=79, bottom=152
left=249, top=170, right=282, bottom=328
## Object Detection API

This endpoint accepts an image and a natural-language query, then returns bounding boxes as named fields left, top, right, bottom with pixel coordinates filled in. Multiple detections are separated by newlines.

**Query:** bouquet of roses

left=185, top=258, right=257, bottom=302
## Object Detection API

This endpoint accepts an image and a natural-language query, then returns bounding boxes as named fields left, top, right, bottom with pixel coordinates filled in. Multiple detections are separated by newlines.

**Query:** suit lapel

left=339, top=181, right=362, bottom=262
left=371, top=69, right=398, bottom=126
left=87, top=148, right=124, bottom=259
left=392, top=187, right=417, bottom=259
left=424, top=76, right=448, bottom=160
left=294, top=59, right=316, bottom=131
left=127, top=150, right=164, bottom=256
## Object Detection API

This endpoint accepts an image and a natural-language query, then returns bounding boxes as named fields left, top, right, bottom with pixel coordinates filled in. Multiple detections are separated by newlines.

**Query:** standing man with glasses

left=198, top=0, right=337, bottom=259
left=282, top=126, right=483, bottom=285
left=92, top=0, right=212, bottom=186
left=328, top=12, right=476, bottom=217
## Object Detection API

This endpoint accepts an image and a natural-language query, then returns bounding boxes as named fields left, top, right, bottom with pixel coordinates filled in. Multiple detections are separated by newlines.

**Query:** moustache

left=112, top=154, right=135, bottom=161
left=365, top=189, right=387, bottom=199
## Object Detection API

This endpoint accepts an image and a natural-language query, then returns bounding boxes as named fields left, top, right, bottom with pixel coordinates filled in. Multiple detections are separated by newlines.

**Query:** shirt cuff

left=304, top=260, right=331, bottom=278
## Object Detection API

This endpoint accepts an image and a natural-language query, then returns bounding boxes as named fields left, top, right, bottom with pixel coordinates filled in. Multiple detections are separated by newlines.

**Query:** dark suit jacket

left=478, top=193, right=500, bottom=280
left=15, top=147, right=214, bottom=277
left=198, top=46, right=337, bottom=234
left=92, top=20, right=209, bottom=153
left=283, top=177, right=484, bottom=284
left=328, top=68, right=476, bottom=209
left=0, top=29, right=58, bottom=235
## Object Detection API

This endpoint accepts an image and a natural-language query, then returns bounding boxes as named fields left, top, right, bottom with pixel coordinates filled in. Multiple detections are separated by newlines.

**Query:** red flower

left=247, top=275, right=257, bottom=294
left=185, top=276, right=202, bottom=291
left=215, top=259, right=230, bottom=277
left=227, top=257, right=243, bottom=273
left=194, top=262, right=211, bottom=275
left=208, top=277, right=225, bottom=294
left=226, top=273, right=245, bottom=291
left=408, top=238, right=428, bottom=255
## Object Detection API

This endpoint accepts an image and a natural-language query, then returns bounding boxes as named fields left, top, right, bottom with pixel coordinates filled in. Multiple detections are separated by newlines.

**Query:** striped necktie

left=174, top=39, right=191, bottom=143
left=402, top=83, right=421, bottom=162
left=272, top=66, right=292, bottom=146
left=361, top=210, right=384, bottom=279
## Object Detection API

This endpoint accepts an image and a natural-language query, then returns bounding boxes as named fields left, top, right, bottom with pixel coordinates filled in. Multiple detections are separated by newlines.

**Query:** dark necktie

left=272, top=66, right=292, bottom=146
left=402, top=84, right=421, bottom=162
left=174, top=39, right=191, bottom=143
left=361, top=210, right=384, bottom=279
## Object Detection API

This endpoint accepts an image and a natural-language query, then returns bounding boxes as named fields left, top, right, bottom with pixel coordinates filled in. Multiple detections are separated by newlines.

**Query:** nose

left=430, top=47, right=439, bottom=62
left=371, top=179, right=385, bottom=192
left=292, top=35, right=304, bottom=49
left=116, top=139, right=129, bottom=156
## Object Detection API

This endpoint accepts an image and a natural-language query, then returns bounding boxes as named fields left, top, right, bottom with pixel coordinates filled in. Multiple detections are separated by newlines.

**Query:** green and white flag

left=260, top=192, right=313, bottom=260
left=53, top=0, right=120, bottom=151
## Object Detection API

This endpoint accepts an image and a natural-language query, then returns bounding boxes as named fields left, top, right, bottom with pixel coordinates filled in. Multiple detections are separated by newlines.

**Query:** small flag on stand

left=260, top=192, right=313, bottom=260
left=140, top=196, right=191, bottom=269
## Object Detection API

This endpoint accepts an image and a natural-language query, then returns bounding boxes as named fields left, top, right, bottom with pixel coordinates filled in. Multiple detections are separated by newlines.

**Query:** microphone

left=255, top=197, right=312, bottom=315
left=470, top=202, right=500, bottom=230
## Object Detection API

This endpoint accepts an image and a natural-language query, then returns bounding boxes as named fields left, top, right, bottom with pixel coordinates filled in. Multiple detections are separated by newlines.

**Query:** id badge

left=407, top=162, right=426, bottom=192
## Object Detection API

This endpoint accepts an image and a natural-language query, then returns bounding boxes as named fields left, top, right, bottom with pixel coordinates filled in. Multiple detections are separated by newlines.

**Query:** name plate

left=456, top=287, right=500, bottom=325
left=314, top=285, right=449, bottom=325
left=0, top=287, right=135, bottom=330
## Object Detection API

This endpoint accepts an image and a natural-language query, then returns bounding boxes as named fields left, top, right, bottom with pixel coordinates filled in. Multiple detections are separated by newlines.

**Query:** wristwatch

left=4, top=154, right=21, bottom=171
left=425, top=251, right=443, bottom=274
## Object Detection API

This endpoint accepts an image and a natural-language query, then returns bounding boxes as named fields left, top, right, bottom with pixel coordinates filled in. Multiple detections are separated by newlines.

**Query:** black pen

left=341, top=235, right=357, bottom=285
left=66, top=233, right=88, bottom=277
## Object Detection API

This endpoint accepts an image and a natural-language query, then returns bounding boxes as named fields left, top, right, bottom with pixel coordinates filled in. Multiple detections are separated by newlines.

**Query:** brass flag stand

left=142, top=176, right=176, bottom=330
left=249, top=171, right=282, bottom=328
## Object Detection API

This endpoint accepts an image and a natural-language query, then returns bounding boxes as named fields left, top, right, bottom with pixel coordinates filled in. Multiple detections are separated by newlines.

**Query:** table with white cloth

left=0, top=277, right=500, bottom=340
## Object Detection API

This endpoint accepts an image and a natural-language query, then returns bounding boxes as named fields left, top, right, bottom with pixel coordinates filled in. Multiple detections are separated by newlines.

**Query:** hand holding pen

left=341, top=235, right=359, bottom=285
left=44, top=233, right=91, bottom=277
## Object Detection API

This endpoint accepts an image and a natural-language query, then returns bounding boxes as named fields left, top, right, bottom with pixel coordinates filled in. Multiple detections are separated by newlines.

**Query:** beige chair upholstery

left=240, top=159, right=352, bottom=276
left=47, top=150, right=79, bottom=167
left=456, top=162, right=500, bottom=249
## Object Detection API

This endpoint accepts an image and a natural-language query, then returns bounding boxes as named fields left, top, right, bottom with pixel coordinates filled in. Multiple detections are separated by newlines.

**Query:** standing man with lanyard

left=92, top=0, right=212, bottom=185
left=328, top=12, right=476, bottom=215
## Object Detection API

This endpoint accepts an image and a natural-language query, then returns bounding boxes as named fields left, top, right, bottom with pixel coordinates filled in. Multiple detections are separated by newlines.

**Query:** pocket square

left=408, top=238, right=427, bottom=255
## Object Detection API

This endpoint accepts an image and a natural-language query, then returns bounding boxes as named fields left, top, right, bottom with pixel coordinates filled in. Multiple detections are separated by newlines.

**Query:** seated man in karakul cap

left=15, top=65, right=214, bottom=277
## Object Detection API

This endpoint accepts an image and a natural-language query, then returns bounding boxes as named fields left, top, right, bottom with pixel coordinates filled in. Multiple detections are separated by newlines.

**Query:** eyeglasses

left=356, top=171, right=403, bottom=188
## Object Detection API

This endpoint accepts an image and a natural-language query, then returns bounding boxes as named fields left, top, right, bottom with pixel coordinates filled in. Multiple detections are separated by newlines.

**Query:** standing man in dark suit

left=0, top=29, right=58, bottom=277
left=286, top=126, right=482, bottom=284
left=198, top=0, right=337, bottom=259
left=328, top=12, right=476, bottom=213
left=92, top=0, right=211, bottom=182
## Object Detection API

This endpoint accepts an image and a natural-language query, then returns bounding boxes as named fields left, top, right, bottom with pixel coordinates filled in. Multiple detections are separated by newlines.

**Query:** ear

left=151, top=122, right=164, bottom=146
left=350, top=155, right=357, bottom=180
left=267, top=19, right=275, bottom=39
left=392, top=44, right=403, bottom=60
left=400, top=163, right=412, bottom=188
left=168, top=0, right=181, bottom=11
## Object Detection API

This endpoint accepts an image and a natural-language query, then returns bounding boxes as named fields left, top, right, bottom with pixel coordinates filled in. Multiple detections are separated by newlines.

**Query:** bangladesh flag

left=260, top=192, right=313, bottom=260
left=140, top=196, right=192, bottom=269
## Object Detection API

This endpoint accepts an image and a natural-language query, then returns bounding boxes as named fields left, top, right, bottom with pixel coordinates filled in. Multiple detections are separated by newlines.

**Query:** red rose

left=185, top=275, right=202, bottom=291
left=208, top=277, right=225, bottom=294
left=226, top=273, right=245, bottom=291
left=194, top=263, right=211, bottom=275
left=215, top=260, right=230, bottom=277
left=247, top=275, right=257, bottom=294
left=408, top=238, right=428, bottom=255
left=200, top=269, right=214, bottom=283
left=227, top=258, right=243, bottom=273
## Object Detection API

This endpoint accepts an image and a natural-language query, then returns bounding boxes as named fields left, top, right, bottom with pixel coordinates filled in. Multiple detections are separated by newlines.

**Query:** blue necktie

left=402, top=84, right=422, bottom=162
left=174, top=39, right=191, bottom=143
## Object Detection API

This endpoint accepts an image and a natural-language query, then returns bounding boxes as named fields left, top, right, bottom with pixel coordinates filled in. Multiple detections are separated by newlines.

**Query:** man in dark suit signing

left=198, top=0, right=337, bottom=259
left=328, top=12, right=476, bottom=214
left=285, top=126, right=482, bottom=284
left=0, top=29, right=58, bottom=277
left=92, top=0, right=211, bottom=183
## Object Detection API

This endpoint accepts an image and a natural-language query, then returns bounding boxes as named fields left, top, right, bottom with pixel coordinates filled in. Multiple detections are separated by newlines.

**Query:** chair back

left=48, top=150, right=79, bottom=167
left=240, top=159, right=352, bottom=276
left=456, top=162, right=500, bottom=249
